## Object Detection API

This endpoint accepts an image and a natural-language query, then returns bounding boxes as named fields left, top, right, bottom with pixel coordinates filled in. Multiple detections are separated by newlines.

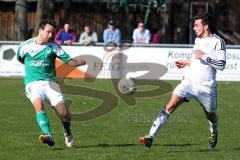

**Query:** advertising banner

left=0, top=44, right=239, bottom=81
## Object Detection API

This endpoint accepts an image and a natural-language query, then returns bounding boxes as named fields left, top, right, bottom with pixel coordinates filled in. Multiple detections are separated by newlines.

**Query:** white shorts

left=173, top=79, right=217, bottom=112
left=25, top=80, right=65, bottom=107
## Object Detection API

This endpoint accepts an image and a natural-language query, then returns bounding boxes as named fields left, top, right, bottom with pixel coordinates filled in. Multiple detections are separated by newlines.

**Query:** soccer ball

left=118, top=78, right=136, bottom=94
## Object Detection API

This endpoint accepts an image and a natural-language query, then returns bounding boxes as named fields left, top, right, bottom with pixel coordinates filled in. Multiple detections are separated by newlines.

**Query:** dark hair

left=38, top=19, right=57, bottom=30
left=108, top=20, right=115, bottom=25
left=63, top=21, right=71, bottom=26
left=194, top=13, right=215, bottom=33
left=84, top=24, right=90, bottom=28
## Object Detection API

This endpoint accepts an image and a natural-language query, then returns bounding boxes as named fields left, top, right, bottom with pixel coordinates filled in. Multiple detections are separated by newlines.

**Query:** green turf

left=0, top=78, right=240, bottom=160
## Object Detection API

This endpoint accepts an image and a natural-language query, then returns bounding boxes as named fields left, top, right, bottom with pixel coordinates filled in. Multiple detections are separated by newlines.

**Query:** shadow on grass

left=233, top=147, right=240, bottom=151
left=75, top=143, right=196, bottom=149
left=160, top=143, right=195, bottom=147
left=198, top=148, right=218, bottom=152
left=76, top=143, right=138, bottom=148
left=50, top=147, right=66, bottom=150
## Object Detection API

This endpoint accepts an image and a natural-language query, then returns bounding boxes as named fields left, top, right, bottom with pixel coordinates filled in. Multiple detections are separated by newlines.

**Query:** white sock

left=209, top=118, right=218, bottom=134
left=149, top=109, right=171, bottom=138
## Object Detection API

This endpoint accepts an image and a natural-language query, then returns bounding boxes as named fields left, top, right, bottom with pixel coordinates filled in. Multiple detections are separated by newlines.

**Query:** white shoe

left=64, top=133, right=74, bottom=148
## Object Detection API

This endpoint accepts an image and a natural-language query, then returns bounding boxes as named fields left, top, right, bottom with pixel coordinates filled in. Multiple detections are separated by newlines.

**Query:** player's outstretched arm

left=67, top=59, right=86, bottom=67
left=175, top=60, right=191, bottom=68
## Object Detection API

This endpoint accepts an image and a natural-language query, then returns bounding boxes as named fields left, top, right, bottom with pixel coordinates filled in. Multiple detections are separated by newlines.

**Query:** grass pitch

left=0, top=78, right=240, bottom=160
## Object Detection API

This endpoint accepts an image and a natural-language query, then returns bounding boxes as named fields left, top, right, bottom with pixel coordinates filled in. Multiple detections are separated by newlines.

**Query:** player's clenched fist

left=194, top=50, right=204, bottom=59
left=175, top=60, right=190, bottom=68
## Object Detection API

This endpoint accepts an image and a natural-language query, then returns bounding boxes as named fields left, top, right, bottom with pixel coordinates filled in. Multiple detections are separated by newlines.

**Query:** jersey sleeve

left=202, top=38, right=226, bottom=71
left=52, top=43, right=72, bottom=64
left=132, top=29, right=137, bottom=42
left=215, top=38, right=226, bottom=61
left=17, top=43, right=26, bottom=62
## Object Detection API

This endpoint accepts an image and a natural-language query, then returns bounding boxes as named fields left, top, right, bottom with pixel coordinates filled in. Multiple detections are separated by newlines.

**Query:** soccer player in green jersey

left=17, top=19, right=86, bottom=147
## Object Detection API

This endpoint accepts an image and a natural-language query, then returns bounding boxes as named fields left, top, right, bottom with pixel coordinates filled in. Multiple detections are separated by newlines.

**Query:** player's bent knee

left=55, top=103, right=70, bottom=118
left=56, top=109, right=70, bottom=119
left=60, top=112, right=70, bottom=119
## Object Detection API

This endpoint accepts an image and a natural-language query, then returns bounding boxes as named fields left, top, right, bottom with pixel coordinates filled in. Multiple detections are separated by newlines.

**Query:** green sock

left=36, top=111, right=51, bottom=135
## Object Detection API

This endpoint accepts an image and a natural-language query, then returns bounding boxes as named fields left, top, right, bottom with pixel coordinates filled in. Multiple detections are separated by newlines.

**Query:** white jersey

left=185, top=34, right=226, bottom=86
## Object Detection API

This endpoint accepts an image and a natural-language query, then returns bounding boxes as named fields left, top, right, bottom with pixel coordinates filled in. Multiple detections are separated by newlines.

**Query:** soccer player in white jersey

left=139, top=13, right=226, bottom=150
left=17, top=20, right=86, bottom=147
